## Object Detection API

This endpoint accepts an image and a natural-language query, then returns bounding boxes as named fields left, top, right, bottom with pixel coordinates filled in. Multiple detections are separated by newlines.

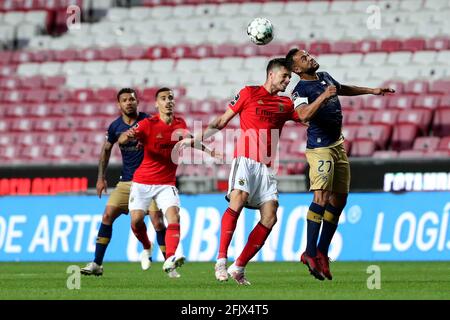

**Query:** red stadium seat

left=339, top=96, right=363, bottom=110
left=401, top=38, right=426, bottom=52
left=175, top=98, right=193, bottom=114
left=11, top=51, right=33, bottom=64
left=432, top=108, right=450, bottom=136
left=32, top=50, right=56, bottom=63
left=170, top=45, right=194, bottom=59
left=355, top=40, right=378, bottom=53
left=73, top=103, right=99, bottom=117
left=397, top=108, right=432, bottom=134
left=0, top=51, right=12, bottom=64
left=95, top=88, right=116, bottom=102
left=34, top=117, right=57, bottom=132
left=10, top=118, right=34, bottom=132
left=258, top=42, right=286, bottom=56
left=47, top=89, right=72, bottom=102
left=413, top=136, right=440, bottom=152
left=3, top=90, right=25, bottom=103
left=350, top=139, right=376, bottom=157
left=380, top=39, right=402, bottom=52
left=364, top=96, right=388, bottom=110
left=235, top=44, right=259, bottom=57
left=4, top=103, right=28, bottom=118
left=426, top=37, right=450, bottom=51
left=391, top=123, right=419, bottom=151
left=289, top=140, right=307, bottom=157
left=27, top=102, right=51, bottom=118
left=0, top=132, right=16, bottom=146
left=413, top=95, right=440, bottom=110
left=19, top=145, right=47, bottom=162
left=0, top=145, right=20, bottom=162
left=53, top=49, right=78, bottom=62
left=43, top=76, right=66, bottom=88
left=281, top=126, right=307, bottom=142
left=309, top=41, right=331, bottom=55
left=78, top=49, right=101, bottom=61
left=24, top=89, right=48, bottom=102
left=387, top=95, right=414, bottom=110
left=437, top=136, right=450, bottom=151
left=404, top=80, right=429, bottom=95
left=429, top=80, right=450, bottom=95
left=346, top=110, right=374, bottom=125
left=21, top=76, right=44, bottom=89
left=381, top=80, right=404, bottom=94
left=373, top=150, right=399, bottom=159
left=99, top=47, right=123, bottom=61
left=342, top=124, right=360, bottom=142
left=147, top=46, right=171, bottom=59
left=122, top=46, right=146, bottom=60
left=55, top=117, right=79, bottom=132
left=16, top=132, right=39, bottom=146
left=330, top=41, right=355, bottom=54
left=72, top=89, right=95, bottom=102
left=371, top=109, right=399, bottom=126
left=356, top=124, right=391, bottom=149
left=439, top=95, right=450, bottom=108
left=191, top=45, right=214, bottom=58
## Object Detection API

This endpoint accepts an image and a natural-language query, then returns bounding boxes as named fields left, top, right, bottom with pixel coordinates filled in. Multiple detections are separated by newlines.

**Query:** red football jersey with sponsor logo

left=228, top=86, right=301, bottom=166
left=132, top=114, right=188, bottom=185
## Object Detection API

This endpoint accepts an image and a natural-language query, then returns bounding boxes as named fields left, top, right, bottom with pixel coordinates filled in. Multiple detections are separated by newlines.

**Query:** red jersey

left=229, top=86, right=300, bottom=166
left=132, top=115, right=187, bottom=186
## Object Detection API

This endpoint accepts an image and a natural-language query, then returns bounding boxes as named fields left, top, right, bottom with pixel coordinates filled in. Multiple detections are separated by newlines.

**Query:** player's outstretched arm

left=338, top=85, right=395, bottom=96
left=197, top=108, right=236, bottom=141
left=96, top=141, right=113, bottom=198
left=296, top=85, right=336, bottom=122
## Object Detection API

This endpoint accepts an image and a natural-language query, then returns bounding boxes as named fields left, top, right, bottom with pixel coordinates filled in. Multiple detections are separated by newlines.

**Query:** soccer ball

left=247, top=17, right=274, bottom=45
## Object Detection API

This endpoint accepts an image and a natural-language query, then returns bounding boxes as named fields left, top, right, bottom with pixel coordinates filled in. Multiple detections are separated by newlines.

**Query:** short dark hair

left=155, top=87, right=172, bottom=99
left=266, top=58, right=289, bottom=76
left=117, top=88, right=137, bottom=101
left=285, top=48, right=300, bottom=71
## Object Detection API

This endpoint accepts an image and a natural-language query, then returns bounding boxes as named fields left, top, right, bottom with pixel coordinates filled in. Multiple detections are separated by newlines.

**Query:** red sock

left=131, top=223, right=151, bottom=250
left=218, top=208, right=240, bottom=259
left=165, top=223, right=180, bottom=258
left=236, top=222, right=271, bottom=267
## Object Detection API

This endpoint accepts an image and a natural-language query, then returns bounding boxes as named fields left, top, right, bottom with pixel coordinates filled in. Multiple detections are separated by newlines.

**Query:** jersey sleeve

left=106, top=122, right=117, bottom=144
left=291, top=84, right=309, bottom=110
left=228, top=87, right=250, bottom=114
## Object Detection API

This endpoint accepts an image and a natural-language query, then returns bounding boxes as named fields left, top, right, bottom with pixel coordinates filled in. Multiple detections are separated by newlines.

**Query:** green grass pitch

left=0, top=261, right=449, bottom=300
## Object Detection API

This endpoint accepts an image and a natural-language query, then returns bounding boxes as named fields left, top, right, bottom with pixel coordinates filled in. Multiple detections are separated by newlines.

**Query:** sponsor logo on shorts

left=130, top=197, right=134, bottom=203
left=238, top=178, right=246, bottom=186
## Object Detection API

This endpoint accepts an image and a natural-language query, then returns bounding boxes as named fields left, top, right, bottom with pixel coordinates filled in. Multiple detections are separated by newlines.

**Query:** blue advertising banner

left=0, top=192, right=449, bottom=261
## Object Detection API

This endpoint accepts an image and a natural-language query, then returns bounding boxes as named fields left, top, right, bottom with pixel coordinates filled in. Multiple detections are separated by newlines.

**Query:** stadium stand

left=0, top=0, right=449, bottom=173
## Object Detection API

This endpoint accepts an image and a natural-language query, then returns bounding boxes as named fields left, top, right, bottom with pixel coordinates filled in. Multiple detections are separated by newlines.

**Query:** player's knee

left=313, top=190, right=331, bottom=207
left=102, top=208, right=120, bottom=224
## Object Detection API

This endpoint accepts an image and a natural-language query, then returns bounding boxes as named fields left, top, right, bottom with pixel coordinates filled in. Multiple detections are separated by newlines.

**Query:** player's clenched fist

left=323, top=85, right=337, bottom=99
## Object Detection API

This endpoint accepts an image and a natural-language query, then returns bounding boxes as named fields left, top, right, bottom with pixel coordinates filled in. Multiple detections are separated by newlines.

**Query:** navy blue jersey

left=292, top=71, right=343, bottom=148
left=106, top=112, right=148, bottom=181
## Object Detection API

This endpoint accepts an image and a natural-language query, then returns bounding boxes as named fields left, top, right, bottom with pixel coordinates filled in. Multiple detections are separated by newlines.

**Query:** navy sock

left=318, top=204, right=342, bottom=255
left=156, top=228, right=167, bottom=259
left=94, top=223, right=112, bottom=265
left=306, top=202, right=325, bottom=257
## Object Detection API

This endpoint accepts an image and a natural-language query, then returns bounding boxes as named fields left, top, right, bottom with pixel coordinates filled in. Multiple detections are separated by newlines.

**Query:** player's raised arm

left=294, top=85, right=337, bottom=122
left=96, top=140, right=113, bottom=198
left=338, top=85, right=395, bottom=96
left=200, top=108, right=236, bottom=141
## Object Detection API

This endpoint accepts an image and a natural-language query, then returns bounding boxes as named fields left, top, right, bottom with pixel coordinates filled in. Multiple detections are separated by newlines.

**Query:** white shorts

left=226, top=156, right=278, bottom=209
left=129, top=182, right=180, bottom=215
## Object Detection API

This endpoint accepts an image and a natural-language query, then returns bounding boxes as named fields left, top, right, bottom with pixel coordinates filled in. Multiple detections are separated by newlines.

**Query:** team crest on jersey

left=278, top=103, right=285, bottom=112
left=257, top=99, right=264, bottom=105
left=238, top=178, right=246, bottom=186
left=292, top=91, right=299, bottom=101
left=156, top=133, right=163, bottom=139
left=230, top=93, right=240, bottom=106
